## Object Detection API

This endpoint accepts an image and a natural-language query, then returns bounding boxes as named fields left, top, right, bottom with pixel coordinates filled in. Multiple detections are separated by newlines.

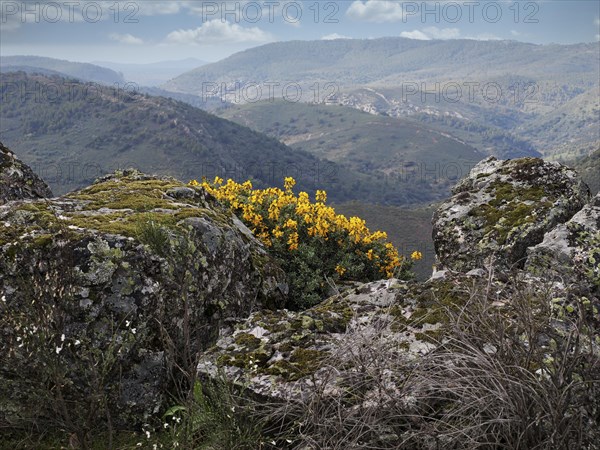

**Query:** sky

left=1, top=1, right=599, bottom=63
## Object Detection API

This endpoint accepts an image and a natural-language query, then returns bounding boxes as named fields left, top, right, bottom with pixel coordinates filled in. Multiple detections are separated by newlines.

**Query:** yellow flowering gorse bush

left=190, top=176, right=414, bottom=309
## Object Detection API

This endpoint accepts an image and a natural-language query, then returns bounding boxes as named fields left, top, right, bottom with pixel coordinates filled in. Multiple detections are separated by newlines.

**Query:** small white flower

left=131, top=328, right=137, bottom=335
left=16, top=336, right=21, bottom=342
left=163, top=422, right=169, bottom=429
left=1, top=295, right=6, bottom=302
left=145, top=430, right=151, bottom=439
left=125, top=320, right=131, bottom=327
left=153, top=444, right=158, bottom=450
left=74, top=340, right=81, bottom=346
left=56, top=346, right=62, bottom=354
left=61, top=334, right=65, bottom=342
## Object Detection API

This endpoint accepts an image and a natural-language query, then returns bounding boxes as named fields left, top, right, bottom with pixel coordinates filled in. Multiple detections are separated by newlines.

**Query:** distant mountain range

left=0, top=71, right=477, bottom=205
left=92, top=58, right=208, bottom=86
left=217, top=100, right=484, bottom=193
left=163, top=38, right=599, bottom=160
left=0, top=55, right=125, bottom=85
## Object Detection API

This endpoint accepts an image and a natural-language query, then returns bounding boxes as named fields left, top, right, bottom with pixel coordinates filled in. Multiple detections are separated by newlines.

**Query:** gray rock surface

left=0, top=141, right=52, bottom=203
left=0, top=168, right=287, bottom=428
left=432, top=156, right=589, bottom=272
left=526, top=193, right=600, bottom=295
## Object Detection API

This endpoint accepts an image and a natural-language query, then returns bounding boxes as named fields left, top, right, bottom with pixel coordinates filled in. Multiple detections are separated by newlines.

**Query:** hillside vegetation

left=0, top=55, right=125, bottom=85
left=0, top=72, right=476, bottom=205
left=572, top=148, right=600, bottom=195
left=218, top=101, right=484, bottom=195
left=164, top=38, right=599, bottom=159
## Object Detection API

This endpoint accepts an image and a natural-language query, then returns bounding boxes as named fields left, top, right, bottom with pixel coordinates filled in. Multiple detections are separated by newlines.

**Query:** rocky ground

left=1, top=143, right=598, bottom=449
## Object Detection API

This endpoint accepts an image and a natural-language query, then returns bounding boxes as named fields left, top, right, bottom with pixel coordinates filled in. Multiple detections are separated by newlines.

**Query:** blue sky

left=1, top=1, right=599, bottom=63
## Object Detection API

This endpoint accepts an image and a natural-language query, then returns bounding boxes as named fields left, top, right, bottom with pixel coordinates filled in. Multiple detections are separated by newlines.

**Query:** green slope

left=163, top=38, right=598, bottom=160
left=0, top=72, right=350, bottom=200
left=0, top=72, right=442, bottom=206
left=571, top=148, right=600, bottom=195
left=0, top=55, right=125, bottom=85
left=218, top=101, right=484, bottom=204
left=164, top=39, right=598, bottom=95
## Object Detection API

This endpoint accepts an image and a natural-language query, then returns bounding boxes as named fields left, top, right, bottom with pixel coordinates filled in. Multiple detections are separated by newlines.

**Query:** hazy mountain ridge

left=0, top=55, right=125, bottom=85
left=217, top=100, right=484, bottom=195
left=164, top=39, right=598, bottom=92
left=163, top=38, right=599, bottom=159
left=0, top=72, right=460, bottom=205
left=92, top=58, right=209, bottom=86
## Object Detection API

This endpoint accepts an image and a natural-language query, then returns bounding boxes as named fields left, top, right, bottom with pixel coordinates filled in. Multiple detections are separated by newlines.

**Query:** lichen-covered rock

left=0, top=141, right=52, bottom=203
left=197, top=271, right=600, bottom=448
left=433, top=156, right=590, bottom=272
left=526, top=193, right=600, bottom=295
left=0, top=169, right=287, bottom=429
left=197, top=275, right=503, bottom=399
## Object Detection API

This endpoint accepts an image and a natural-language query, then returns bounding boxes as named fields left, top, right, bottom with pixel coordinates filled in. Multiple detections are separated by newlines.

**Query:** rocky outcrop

left=0, top=169, right=287, bottom=428
left=526, top=193, right=600, bottom=295
left=432, top=157, right=589, bottom=272
left=194, top=156, right=599, bottom=449
left=197, top=275, right=493, bottom=399
left=1, top=151, right=598, bottom=446
left=0, top=141, right=52, bottom=203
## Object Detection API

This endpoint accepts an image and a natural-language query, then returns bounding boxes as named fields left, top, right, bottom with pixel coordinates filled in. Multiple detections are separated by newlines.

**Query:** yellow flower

left=213, top=176, right=224, bottom=185
left=288, top=232, right=299, bottom=251
left=188, top=179, right=200, bottom=186
left=284, top=218, right=297, bottom=229
left=411, top=251, right=423, bottom=261
left=284, top=177, right=296, bottom=191
left=315, top=190, right=327, bottom=203
left=335, top=265, right=346, bottom=276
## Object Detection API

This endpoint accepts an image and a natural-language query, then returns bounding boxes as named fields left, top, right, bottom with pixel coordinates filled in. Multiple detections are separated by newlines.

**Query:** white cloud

left=423, top=26, right=460, bottom=39
left=595, top=18, right=600, bottom=26
left=400, top=30, right=431, bottom=40
left=510, top=30, right=521, bottom=37
left=400, top=27, right=459, bottom=40
left=109, top=33, right=144, bottom=45
left=166, top=20, right=272, bottom=45
left=346, top=0, right=405, bottom=23
left=321, top=33, right=351, bottom=40
left=466, top=33, right=502, bottom=41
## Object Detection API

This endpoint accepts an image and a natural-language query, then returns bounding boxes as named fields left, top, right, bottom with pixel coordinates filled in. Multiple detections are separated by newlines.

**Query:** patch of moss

left=388, top=305, right=409, bottom=332
left=470, top=181, right=553, bottom=244
left=408, top=281, right=469, bottom=327
left=234, top=332, right=262, bottom=350
left=310, top=298, right=354, bottom=333
left=265, top=348, right=325, bottom=381
left=64, top=209, right=207, bottom=239
left=67, top=178, right=190, bottom=212
left=31, top=233, right=53, bottom=248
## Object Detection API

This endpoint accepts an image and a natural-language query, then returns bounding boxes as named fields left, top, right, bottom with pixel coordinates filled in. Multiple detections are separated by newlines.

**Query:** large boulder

left=526, top=193, right=600, bottom=295
left=0, top=141, right=52, bottom=203
left=432, top=157, right=589, bottom=272
left=197, top=272, right=600, bottom=448
left=0, top=169, right=287, bottom=430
